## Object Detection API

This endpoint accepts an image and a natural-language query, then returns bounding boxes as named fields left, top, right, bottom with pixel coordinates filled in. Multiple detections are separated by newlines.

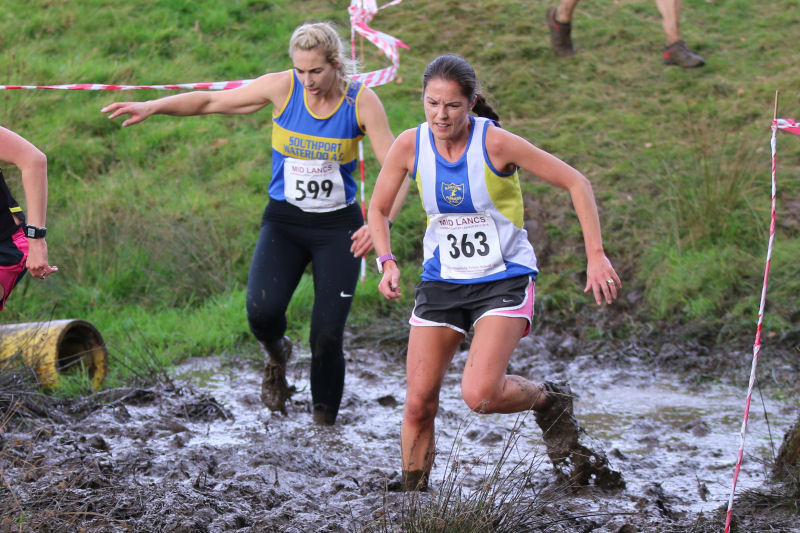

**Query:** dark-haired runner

left=368, top=54, right=622, bottom=489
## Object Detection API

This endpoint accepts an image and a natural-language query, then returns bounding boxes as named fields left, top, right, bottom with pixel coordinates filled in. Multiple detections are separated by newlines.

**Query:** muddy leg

left=401, top=325, right=462, bottom=491
left=460, top=316, right=547, bottom=414
left=260, top=336, right=294, bottom=413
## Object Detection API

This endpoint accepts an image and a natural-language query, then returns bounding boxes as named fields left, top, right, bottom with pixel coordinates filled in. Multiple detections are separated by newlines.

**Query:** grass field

left=1, top=0, right=798, bottom=386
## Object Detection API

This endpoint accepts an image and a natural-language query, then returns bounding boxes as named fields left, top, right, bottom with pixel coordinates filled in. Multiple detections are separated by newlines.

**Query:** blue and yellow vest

left=269, top=70, right=365, bottom=205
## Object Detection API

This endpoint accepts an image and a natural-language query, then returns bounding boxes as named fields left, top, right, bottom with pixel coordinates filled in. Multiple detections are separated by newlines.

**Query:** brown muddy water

left=1, top=330, right=798, bottom=532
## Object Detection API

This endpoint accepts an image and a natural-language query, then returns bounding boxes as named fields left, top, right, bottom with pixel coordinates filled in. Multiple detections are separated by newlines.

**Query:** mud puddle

left=2, top=332, right=797, bottom=532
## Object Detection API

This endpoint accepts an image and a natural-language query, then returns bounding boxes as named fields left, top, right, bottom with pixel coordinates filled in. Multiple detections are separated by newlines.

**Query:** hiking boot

left=534, top=381, right=581, bottom=477
left=260, top=336, right=294, bottom=413
left=662, top=39, right=705, bottom=68
left=546, top=7, right=575, bottom=57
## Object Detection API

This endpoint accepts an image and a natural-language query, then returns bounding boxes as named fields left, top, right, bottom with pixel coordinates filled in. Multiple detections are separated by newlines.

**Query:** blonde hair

left=289, top=22, right=354, bottom=92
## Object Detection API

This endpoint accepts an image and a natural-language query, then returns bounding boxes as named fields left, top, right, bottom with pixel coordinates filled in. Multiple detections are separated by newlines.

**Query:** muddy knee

left=404, top=397, right=438, bottom=427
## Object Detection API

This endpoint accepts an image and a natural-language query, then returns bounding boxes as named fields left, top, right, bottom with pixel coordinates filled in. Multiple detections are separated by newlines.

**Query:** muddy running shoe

left=535, top=381, right=625, bottom=489
left=401, top=469, right=429, bottom=492
left=662, top=39, right=705, bottom=68
left=546, top=7, right=575, bottom=57
left=534, top=381, right=581, bottom=479
left=260, top=336, right=294, bottom=413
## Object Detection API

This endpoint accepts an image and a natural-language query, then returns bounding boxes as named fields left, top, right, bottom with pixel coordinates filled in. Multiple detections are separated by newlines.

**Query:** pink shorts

left=0, top=228, right=28, bottom=310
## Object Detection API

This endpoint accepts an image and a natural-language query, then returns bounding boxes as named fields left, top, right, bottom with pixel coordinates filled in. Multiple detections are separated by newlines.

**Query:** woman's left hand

left=584, top=254, right=621, bottom=305
left=350, top=224, right=374, bottom=258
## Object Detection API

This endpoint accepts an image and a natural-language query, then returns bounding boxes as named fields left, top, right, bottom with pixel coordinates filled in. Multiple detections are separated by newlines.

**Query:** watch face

left=24, top=225, right=45, bottom=238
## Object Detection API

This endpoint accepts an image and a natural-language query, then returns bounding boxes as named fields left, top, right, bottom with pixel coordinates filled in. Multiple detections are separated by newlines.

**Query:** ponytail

left=472, top=93, right=500, bottom=122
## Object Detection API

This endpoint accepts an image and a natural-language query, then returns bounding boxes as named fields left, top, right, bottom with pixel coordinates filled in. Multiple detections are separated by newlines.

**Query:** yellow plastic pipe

left=0, top=319, right=108, bottom=389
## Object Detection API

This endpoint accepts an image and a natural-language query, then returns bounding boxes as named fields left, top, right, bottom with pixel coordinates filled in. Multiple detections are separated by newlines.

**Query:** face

left=292, top=47, right=338, bottom=97
left=423, top=78, right=474, bottom=142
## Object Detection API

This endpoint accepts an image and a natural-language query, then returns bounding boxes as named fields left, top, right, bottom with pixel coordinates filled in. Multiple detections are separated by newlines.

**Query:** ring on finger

left=606, top=279, right=615, bottom=285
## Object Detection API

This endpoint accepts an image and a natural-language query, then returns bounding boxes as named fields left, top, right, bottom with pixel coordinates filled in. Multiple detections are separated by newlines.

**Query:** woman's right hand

left=101, top=101, right=153, bottom=127
left=378, top=262, right=402, bottom=300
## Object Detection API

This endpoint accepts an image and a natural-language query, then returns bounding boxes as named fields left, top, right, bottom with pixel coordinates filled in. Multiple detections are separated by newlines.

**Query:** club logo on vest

left=441, top=182, right=464, bottom=206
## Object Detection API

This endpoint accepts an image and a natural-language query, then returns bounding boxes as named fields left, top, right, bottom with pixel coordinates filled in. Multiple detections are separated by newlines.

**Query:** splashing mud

left=1, top=330, right=797, bottom=532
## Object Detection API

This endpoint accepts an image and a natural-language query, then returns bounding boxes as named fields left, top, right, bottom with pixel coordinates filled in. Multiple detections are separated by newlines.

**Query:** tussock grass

left=361, top=414, right=601, bottom=533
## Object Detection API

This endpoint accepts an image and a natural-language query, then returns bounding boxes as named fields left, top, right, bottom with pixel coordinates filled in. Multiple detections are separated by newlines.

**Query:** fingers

left=378, top=272, right=401, bottom=300
left=101, top=102, right=126, bottom=118
left=101, top=102, right=144, bottom=126
left=33, top=265, right=58, bottom=280
left=584, top=275, right=621, bottom=305
left=350, top=238, right=373, bottom=258
left=350, top=225, right=373, bottom=257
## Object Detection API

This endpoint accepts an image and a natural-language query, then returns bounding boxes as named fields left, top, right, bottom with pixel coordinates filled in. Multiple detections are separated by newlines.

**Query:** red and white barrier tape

left=1, top=2, right=406, bottom=93
left=0, top=81, right=251, bottom=91
left=349, top=0, right=408, bottom=89
left=724, top=117, right=799, bottom=532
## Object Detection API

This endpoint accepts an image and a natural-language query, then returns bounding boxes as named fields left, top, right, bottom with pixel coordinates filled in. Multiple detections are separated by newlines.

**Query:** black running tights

left=246, top=209, right=361, bottom=421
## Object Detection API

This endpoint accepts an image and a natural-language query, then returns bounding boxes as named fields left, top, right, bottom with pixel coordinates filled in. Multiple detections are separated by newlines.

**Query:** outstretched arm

left=485, top=126, right=621, bottom=305
left=0, top=127, right=57, bottom=280
left=101, top=71, right=292, bottom=126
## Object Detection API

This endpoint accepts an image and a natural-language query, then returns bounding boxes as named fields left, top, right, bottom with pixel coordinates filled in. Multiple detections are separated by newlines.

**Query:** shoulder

left=0, top=127, right=44, bottom=166
left=356, top=86, right=386, bottom=114
left=484, top=121, right=526, bottom=154
left=482, top=121, right=535, bottom=173
left=394, top=128, right=418, bottom=151
left=245, top=69, right=294, bottom=100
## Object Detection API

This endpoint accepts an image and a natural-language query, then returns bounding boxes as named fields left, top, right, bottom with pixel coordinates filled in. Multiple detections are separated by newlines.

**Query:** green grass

left=1, top=0, right=799, bottom=387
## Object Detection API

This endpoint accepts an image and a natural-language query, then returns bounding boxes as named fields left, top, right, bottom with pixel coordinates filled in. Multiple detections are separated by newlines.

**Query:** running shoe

left=546, top=7, right=575, bottom=57
left=662, top=39, right=705, bottom=68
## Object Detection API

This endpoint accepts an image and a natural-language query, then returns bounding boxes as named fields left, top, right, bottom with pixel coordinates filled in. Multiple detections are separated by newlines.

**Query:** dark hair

left=421, top=55, right=500, bottom=122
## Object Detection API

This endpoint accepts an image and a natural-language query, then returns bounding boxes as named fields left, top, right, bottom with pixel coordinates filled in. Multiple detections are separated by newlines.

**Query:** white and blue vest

left=412, top=116, right=538, bottom=284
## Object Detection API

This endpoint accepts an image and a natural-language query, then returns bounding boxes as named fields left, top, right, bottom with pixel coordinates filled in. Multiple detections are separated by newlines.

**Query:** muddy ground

left=1, top=318, right=799, bottom=532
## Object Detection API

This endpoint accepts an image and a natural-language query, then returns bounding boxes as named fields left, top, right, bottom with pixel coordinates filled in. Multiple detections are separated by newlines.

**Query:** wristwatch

left=376, top=253, right=397, bottom=274
left=22, top=224, right=47, bottom=239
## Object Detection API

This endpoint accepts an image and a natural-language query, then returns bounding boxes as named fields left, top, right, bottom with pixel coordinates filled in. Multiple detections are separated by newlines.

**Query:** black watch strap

left=22, top=224, right=47, bottom=239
